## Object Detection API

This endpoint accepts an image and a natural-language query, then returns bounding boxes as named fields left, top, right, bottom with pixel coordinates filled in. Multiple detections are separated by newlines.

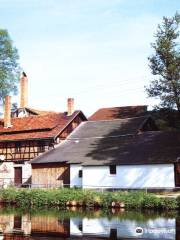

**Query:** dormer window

left=12, top=108, right=29, bottom=118
left=18, top=109, right=28, bottom=118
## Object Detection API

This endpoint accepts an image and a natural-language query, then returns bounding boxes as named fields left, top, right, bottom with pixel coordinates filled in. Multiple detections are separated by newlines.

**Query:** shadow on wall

left=22, top=176, right=31, bottom=186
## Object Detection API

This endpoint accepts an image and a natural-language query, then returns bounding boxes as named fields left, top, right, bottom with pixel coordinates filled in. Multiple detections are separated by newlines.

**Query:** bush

left=142, top=193, right=161, bottom=209
left=0, top=188, right=179, bottom=210
left=159, top=198, right=178, bottom=210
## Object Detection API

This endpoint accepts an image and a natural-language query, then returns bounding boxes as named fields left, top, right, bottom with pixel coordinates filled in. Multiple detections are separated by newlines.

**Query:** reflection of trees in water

left=0, top=208, right=178, bottom=239
left=0, top=207, right=178, bottom=221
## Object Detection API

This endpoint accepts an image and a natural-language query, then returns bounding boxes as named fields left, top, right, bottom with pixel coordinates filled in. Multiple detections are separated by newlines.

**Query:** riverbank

left=0, top=188, right=179, bottom=210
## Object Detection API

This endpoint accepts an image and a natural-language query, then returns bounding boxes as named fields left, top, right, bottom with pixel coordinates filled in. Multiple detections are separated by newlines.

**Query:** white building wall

left=0, top=161, right=32, bottom=187
left=70, top=164, right=82, bottom=187
left=81, top=164, right=175, bottom=188
left=0, top=162, right=14, bottom=186
left=22, top=162, right=32, bottom=182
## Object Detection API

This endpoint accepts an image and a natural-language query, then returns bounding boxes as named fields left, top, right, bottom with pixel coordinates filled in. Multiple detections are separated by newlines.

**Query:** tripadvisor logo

left=135, top=227, right=144, bottom=236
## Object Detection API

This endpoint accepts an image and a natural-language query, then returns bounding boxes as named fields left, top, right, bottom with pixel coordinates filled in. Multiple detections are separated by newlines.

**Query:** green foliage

left=177, top=195, right=180, bottom=205
left=0, top=29, right=20, bottom=100
left=142, top=193, right=162, bottom=208
left=0, top=206, right=177, bottom=223
left=0, top=206, right=177, bottom=224
left=160, top=198, right=178, bottom=209
left=0, top=187, right=18, bottom=202
left=0, top=188, right=179, bottom=210
left=150, top=108, right=180, bottom=130
left=146, top=12, right=180, bottom=113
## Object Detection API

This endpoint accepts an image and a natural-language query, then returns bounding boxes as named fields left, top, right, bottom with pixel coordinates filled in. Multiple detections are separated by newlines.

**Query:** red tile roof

left=89, top=105, right=148, bottom=121
left=0, top=111, right=84, bottom=141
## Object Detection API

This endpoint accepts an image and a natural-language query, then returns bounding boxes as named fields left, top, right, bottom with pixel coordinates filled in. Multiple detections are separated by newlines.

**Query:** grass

left=0, top=188, right=179, bottom=210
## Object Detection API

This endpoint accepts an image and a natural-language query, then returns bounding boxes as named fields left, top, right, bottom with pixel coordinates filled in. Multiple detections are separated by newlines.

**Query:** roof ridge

left=97, top=105, right=148, bottom=110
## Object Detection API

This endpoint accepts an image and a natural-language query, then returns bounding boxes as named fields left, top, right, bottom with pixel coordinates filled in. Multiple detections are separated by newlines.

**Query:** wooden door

left=14, top=167, right=22, bottom=186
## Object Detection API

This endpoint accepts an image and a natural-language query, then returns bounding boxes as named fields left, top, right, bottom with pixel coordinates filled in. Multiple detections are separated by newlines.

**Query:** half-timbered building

left=0, top=73, right=87, bottom=187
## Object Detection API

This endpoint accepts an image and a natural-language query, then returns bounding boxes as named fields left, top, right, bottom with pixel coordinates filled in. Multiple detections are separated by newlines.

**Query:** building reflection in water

left=0, top=211, right=178, bottom=240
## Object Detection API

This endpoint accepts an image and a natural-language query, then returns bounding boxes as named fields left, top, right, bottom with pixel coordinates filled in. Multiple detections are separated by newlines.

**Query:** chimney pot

left=67, top=98, right=74, bottom=116
left=4, top=96, right=12, bottom=128
left=20, top=72, right=28, bottom=108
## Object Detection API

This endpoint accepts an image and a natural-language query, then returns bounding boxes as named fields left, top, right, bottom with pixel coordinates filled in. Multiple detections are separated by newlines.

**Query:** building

left=30, top=113, right=180, bottom=189
left=0, top=73, right=87, bottom=187
left=89, top=105, right=148, bottom=120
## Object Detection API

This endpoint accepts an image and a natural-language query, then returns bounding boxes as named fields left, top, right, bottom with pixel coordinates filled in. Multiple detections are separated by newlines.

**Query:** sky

left=0, top=0, right=179, bottom=117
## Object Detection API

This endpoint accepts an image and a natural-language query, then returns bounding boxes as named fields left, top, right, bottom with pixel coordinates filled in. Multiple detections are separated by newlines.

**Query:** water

left=0, top=207, right=179, bottom=239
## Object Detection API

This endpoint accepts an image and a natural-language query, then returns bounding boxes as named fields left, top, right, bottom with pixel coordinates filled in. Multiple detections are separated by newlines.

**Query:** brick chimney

left=67, top=98, right=74, bottom=116
left=4, top=95, right=12, bottom=128
left=20, top=72, right=28, bottom=108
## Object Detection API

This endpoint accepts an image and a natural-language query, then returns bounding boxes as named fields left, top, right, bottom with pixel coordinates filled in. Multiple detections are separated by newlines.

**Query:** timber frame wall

left=0, top=140, right=53, bottom=162
left=0, top=114, right=84, bottom=163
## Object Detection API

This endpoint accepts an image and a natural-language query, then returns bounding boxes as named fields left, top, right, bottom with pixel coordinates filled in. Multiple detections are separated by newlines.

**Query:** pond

left=0, top=207, right=179, bottom=239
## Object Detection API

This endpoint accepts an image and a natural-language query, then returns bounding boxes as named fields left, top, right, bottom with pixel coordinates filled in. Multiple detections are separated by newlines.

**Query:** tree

left=0, top=29, right=20, bottom=101
left=146, top=12, right=180, bottom=115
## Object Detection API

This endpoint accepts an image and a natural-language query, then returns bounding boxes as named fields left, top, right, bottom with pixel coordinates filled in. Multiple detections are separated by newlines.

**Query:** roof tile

left=0, top=111, right=82, bottom=141
left=89, top=105, right=147, bottom=121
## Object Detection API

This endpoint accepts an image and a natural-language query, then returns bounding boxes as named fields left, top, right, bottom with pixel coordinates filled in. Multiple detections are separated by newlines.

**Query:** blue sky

left=0, top=0, right=179, bottom=116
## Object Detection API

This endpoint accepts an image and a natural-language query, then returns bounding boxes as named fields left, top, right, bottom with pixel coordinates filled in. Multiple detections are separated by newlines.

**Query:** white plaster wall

left=82, top=164, right=175, bottom=188
left=70, top=164, right=82, bottom=187
left=14, top=162, right=31, bottom=184
left=22, top=162, right=32, bottom=182
left=0, top=161, right=32, bottom=186
left=0, top=162, right=14, bottom=186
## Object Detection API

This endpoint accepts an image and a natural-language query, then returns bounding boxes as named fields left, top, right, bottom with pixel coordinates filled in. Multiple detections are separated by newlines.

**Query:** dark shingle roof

left=79, top=131, right=180, bottom=165
left=31, top=117, right=180, bottom=166
left=69, top=116, right=149, bottom=139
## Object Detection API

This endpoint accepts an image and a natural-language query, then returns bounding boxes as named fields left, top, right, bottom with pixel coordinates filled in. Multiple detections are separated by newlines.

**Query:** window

left=109, top=165, right=116, bottom=175
left=79, top=170, right=82, bottom=178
